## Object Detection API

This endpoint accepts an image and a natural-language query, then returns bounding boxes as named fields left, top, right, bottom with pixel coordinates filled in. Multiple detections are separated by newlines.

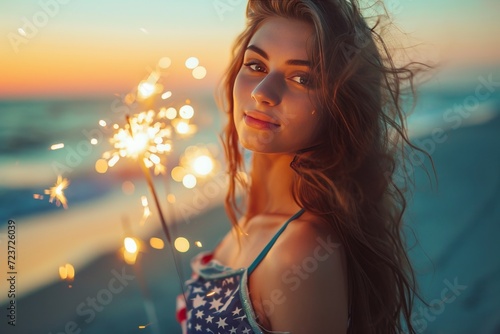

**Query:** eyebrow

left=246, top=45, right=311, bottom=67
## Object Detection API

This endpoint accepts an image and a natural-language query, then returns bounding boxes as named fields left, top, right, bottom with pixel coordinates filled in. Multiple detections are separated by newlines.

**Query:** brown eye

left=243, top=62, right=267, bottom=73
left=291, top=74, right=311, bottom=86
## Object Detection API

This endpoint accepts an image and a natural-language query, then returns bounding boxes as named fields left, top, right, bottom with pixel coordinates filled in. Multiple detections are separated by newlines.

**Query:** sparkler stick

left=139, top=157, right=172, bottom=244
left=115, top=114, right=189, bottom=306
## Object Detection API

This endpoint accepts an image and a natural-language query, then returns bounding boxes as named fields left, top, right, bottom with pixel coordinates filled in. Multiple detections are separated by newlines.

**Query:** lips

left=243, top=111, right=280, bottom=130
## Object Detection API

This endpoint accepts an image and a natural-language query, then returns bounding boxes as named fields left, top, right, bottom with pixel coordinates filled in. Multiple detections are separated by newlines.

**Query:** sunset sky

left=0, top=0, right=499, bottom=98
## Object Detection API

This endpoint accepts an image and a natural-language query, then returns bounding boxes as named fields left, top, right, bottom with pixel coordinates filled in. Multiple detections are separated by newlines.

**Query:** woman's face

left=233, top=17, right=321, bottom=154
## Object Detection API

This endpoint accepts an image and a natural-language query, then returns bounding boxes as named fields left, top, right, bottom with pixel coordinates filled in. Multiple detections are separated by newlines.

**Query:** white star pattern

left=184, top=268, right=251, bottom=333
left=216, top=317, right=228, bottom=329
left=209, top=298, right=223, bottom=312
left=212, top=286, right=222, bottom=295
left=235, top=314, right=247, bottom=321
left=191, top=294, right=207, bottom=309
left=193, top=286, right=204, bottom=293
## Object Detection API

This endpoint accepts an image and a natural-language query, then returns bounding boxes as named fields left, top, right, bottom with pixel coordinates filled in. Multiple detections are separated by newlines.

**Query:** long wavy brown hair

left=218, top=0, right=429, bottom=333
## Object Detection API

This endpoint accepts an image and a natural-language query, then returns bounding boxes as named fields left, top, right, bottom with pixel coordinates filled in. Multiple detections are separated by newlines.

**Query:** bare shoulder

left=278, top=214, right=342, bottom=257
left=255, top=214, right=349, bottom=333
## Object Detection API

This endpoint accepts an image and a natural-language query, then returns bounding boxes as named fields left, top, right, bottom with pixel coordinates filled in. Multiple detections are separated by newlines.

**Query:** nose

left=251, top=73, right=283, bottom=107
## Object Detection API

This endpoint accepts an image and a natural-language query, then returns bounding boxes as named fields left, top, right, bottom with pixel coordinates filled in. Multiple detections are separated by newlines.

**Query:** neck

left=246, top=153, right=300, bottom=219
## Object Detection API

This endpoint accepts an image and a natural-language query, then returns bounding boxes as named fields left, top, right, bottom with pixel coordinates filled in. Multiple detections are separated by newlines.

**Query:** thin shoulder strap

left=247, top=208, right=305, bottom=275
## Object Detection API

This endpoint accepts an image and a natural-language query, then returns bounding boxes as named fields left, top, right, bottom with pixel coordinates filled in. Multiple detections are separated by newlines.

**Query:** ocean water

left=0, top=95, right=224, bottom=223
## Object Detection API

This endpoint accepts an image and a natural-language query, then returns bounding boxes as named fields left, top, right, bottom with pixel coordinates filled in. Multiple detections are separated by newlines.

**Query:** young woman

left=177, top=0, right=425, bottom=333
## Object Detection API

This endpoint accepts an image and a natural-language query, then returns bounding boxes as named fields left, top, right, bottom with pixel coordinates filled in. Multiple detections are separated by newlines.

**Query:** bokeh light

left=50, top=143, right=64, bottom=150
left=175, top=120, right=190, bottom=134
left=95, top=159, right=108, bottom=174
left=167, top=194, right=176, bottom=203
left=138, top=81, right=156, bottom=99
left=185, top=57, right=199, bottom=69
left=192, top=66, right=207, bottom=80
left=121, top=181, right=135, bottom=195
left=161, top=91, right=172, bottom=99
left=59, top=263, right=75, bottom=281
left=182, top=174, right=197, bottom=189
left=149, top=237, right=164, bottom=250
left=174, top=237, right=190, bottom=253
left=124, top=237, right=138, bottom=254
left=158, top=57, right=171, bottom=69
left=192, top=155, right=214, bottom=176
left=165, top=107, right=177, bottom=120
left=179, top=105, right=194, bottom=119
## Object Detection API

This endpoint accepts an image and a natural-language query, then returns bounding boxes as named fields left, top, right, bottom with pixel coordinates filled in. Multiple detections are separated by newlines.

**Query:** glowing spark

left=90, top=138, right=98, bottom=145
left=33, top=194, right=44, bottom=200
left=59, top=263, right=75, bottom=281
left=104, top=110, right=173, bottom=175
left=18, top=28, right=27, bottom=36
left=124, top=237, right=138, bottom=254
left=108, top=155, right=119, bottom=167
left=138, top=81, right=155, bottom=99
left=206, top=291, right=216, bottom=297
left=161, top=91, right=172, bottom=99
left=195, top=241, right=202, bottom=247
left=50, top=143, right=64, bottom=150
left=139, top=323, right=152, bottom=329
left=140, top=195, right=151, bottom=225
left=123, top=237, right=139, bottom=265
left=44, top=175, right=69, bottom=209
left=99, top=119, right=107, bottom=127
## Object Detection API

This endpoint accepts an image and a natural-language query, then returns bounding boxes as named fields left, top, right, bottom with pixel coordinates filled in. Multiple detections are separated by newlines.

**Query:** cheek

left=233, top=71, right=248, bottom=108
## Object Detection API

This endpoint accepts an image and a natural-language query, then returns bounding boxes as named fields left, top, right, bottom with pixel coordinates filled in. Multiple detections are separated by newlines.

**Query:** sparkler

left=102, top=57, right=206, bottom=319
left=103, top=110, right=175, bottom=244
left=103, top=58, right=200, bottom=244
left=44, top=175, right=70, bottom=209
